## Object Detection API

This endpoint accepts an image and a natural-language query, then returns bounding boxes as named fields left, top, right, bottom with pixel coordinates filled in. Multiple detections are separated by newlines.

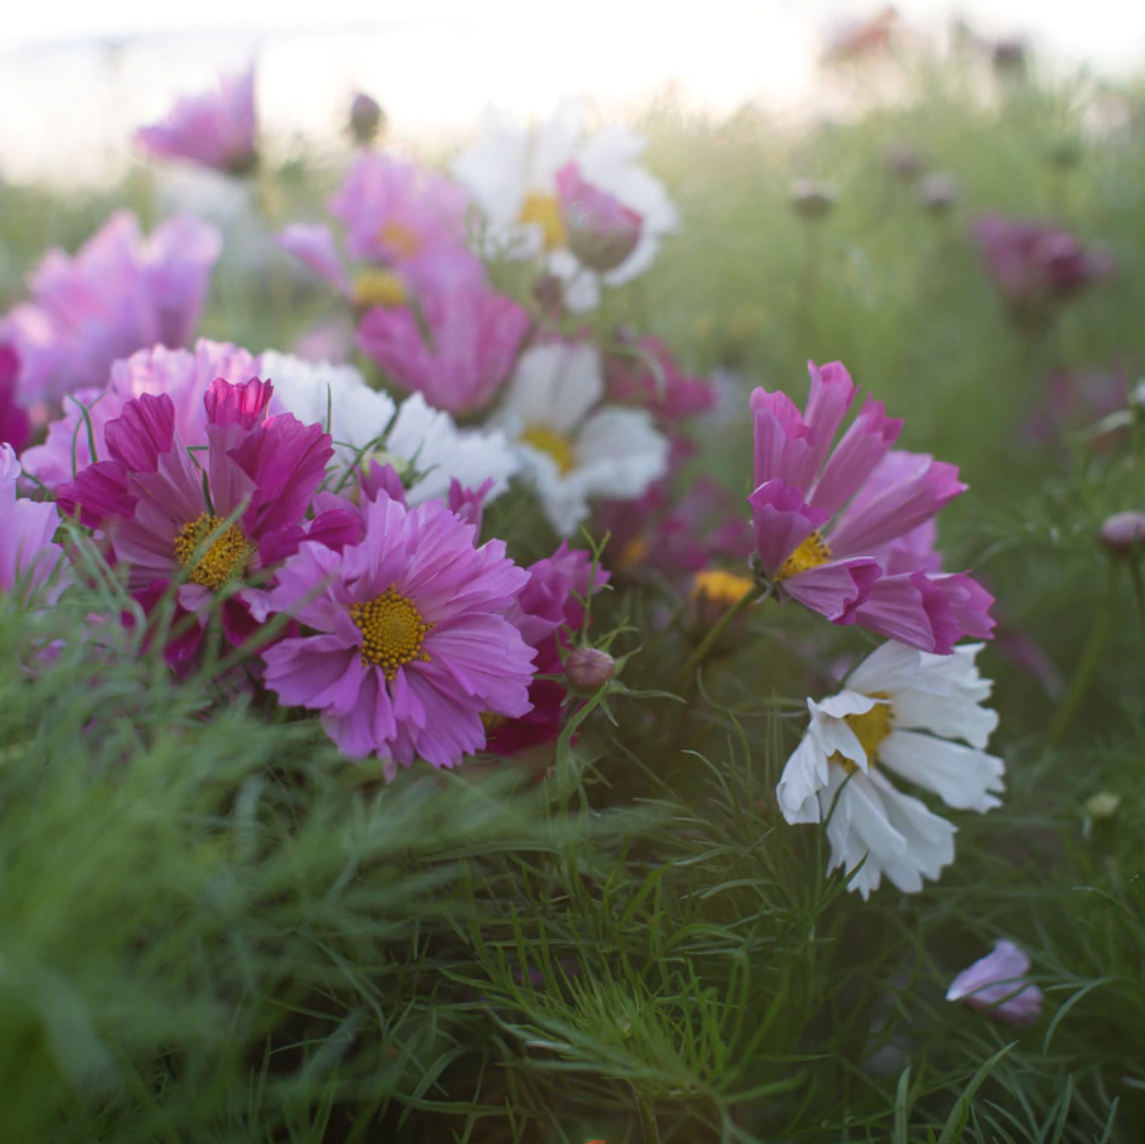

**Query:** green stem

left=1042, top=559, right=1119, bottom=754
left=672, top=584, right=762, bottom=691
left=1127, top=558, right=1145, bottom=657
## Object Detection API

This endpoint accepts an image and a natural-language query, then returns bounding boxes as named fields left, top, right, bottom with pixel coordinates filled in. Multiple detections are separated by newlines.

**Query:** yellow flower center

left=617, top=534, right=650, bottom=571
left=518, top=191, right=567, bottom=252
left=173, top=513, right=256, bottom=592
left=834, top=693, right=894, bottom=773
left=521, top=425, right=577, bottom=476
left=377, top=221, right=421, bottom=260
left=690, top=568, right=756, bottom=609
left=353, top=268, right=408, bottom=309
left=350, top=585, right=433, bottom=679
left=776, top=530, right=832, bottom=581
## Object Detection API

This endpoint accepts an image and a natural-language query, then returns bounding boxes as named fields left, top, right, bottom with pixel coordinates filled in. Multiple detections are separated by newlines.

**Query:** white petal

left=499, top=343, right=605, bottom=435
left=776, top=735, right=830, bottom=823
left=879, top=730, right=1004, bottom=812
left=451, top=105, right=529, bottom=225
left=530, top=96, right=586, bottom=186
left=891, top=685, right=998, bottom=749
left=808, top=690, right=885, bottom=773
left=548, top=249, right=602, bottom=313
left=512, top=446, right=591, bottom=536
left=867, top=771, right=957, bottom=892
left=573, top=407, right=669, bottom=499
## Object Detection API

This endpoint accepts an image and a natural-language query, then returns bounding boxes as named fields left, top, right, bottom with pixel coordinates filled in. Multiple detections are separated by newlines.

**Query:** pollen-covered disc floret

left=351, top=586, right=433, bottom=678
left=833, top=691, right=892, bottom=772
left=775, top=530, right=831, bottom=581
left=174, top=512, right=257, bottom=591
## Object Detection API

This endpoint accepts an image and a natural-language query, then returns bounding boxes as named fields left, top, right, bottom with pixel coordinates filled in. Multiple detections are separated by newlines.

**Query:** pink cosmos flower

left=0, top=213, right=221, bottom=409
left=57, top=378, right=332, bottom=665
left=487, top=543, right=609, bottom=757
left=23, top=340, right=260, bottom=489
left=357, top=281, right=531, bottom=415
left=277, top=153, right=483, bottom=306
left=603, top=336, right=715, bottom=426
left=748, top=361, right=994, bottom=653
left=946, top=940, right=1043, bottom=1025
left=260, top=493, right=537, bottom=776
left=0, top=344, right=31, bottom=454
left=555, top=161, right=643, bottom=273
left=135, top=66, right=258, bottom=175
left=0, top=445, right=66, bottom=601
left=972, top=215, right=1115, bottom=312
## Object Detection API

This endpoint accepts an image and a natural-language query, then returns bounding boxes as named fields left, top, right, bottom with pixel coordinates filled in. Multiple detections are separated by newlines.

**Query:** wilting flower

left=135, top=65, right=258, bottom=175
left=23, top=340, right=259, bottom=489
left=603, top=336, right=715, bottom=426
left=555, top=161, right=643, bottom=273
left=0, top=213, right=221, bottom=408
left=495, top=342, right=669, bottom=536
left=946, top=941, right=1043, bottom=1024
left=357, top=280, right=531, bottom=415
left=58, top=379, right=332, bottom=662
left=278, top=153, right=482, bottom=307
left=261, top=351, right=519, bottom=505
left=0, top=344, right=31, bottom=453
left=748, top=361, right=994, bottom=653
left=972, top=215, right=1114, bottom=315
left=487, top=542, right=609, bottom=756
left=261, top=493, right=536, bottom=776
left=452, top=97, right=678, bottom=312
left=777, top=640, right=1003, bottom=899
left=0, top=445, right=66, bottom=602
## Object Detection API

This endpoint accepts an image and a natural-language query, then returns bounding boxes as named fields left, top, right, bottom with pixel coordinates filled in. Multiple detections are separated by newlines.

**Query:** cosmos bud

left=349, top=92, right=384, bottom=145
left=790, top=178, right=838, bottom=221
left=565, top=647, right=615, bottom=694
left=1099, top=511, right=1145, bottom=554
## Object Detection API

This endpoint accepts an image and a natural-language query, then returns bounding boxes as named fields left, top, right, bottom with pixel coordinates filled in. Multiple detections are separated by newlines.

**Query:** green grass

left=3, top=39, right=1145, bottom=1143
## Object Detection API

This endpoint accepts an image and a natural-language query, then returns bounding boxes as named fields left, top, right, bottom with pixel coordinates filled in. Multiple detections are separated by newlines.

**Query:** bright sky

left=1, top=0, right=1143, bottom=184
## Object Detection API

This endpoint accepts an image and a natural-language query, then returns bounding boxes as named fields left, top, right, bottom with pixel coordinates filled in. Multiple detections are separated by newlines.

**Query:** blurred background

left=3, top=0, right=1144, bottom=187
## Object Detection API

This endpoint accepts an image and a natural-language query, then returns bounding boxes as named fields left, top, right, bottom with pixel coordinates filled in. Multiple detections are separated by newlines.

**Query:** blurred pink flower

left=135, top=66, right=258, bottom=175
left=947, top=940, right=1043, bottom=1025
left=972, top=215, right=1114, bottom=313
left=555, top=161, right=643, bottom=273
left=0, top=213, right=222, bottom=408
left=357, top=281, right=531, bottom=415
left=603, top=336, right=715, bottom=426
left=0, top=445, right=66, bottom=601
left=748, top=361, right=994, bottom=653
left=23, top=340, right=260, bottom=489
left=0, top=344, right=31, bottom=453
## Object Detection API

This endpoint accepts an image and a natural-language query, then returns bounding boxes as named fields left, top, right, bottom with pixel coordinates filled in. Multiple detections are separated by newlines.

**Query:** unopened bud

left=790, top=178, right=838, bottom=221
left=992, top=36, right=1027, bottom=72
left=1047, top=139, right=1082, bottom=171
left=532, top=271, right=564, bottom=315
left=556, top=161, right=643, bottom=273
left=1084, top=790, right=1121, bottom=820
left=919, top=172, right=960, bottom=214
left=1099, top=511, right=1145, bottom=554
left=349, top=93, right=385, bottom=145
left=884, top=142, right=926, bottom=183
left=565, top=647, right=615, bottom=694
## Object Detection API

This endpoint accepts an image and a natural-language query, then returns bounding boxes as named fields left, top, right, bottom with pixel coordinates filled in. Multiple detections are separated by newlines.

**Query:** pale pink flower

left=947, top=941, right=1043, bottom=1025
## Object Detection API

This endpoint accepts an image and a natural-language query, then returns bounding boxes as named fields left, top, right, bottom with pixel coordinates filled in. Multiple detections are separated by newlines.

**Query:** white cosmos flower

left=494, top=341, right=669, bottom=537
left=452, top=97, right=678, bottom=313
left=776, top=641, right=1003, bottom=900
left=261, top=351, right=518, bottom=507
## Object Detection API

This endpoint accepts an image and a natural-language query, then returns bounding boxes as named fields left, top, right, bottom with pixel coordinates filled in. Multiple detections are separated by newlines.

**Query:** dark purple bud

left=790, top=178, right=838, bottom=221
left=349, top=92, right=384, bottom=145
left=992, top=36, right=1027, bottom=71
left=565, top=647, right=615, bottom=694
left=1100, top=511, right=1145, bottom=554
left=919, top=172, right=960, bottom=214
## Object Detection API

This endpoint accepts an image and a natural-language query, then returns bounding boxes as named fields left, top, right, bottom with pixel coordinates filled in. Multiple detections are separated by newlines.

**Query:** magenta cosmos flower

left=260, top=493, right=537, bottom=776
left=0, top=213, right=221, bottom=410
left=23, top=340, right=260, bottom=489
left=58, top=378, right=332, bottom=661
left=358, top=281, right=531, bottom=415
left=603, top=335, right=715, bottom=427
left=748, top=361, right=994, bottom=653
left=555, top=161, right=643, bottom=274
left=486, top=543, right=609, bottom=757
left=946, top=940, right=1043, bottom=1025
left=0, top=445, right=66, bottom=602
left=277, top=152, right=483, bottom=310
left=135, top=66, right=258, bottom=175
left=0, top=344, right=31, bottom=454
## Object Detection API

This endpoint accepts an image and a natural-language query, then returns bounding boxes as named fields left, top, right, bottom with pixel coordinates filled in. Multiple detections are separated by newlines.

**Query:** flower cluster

left=0, top=79, right=1007, bottom=922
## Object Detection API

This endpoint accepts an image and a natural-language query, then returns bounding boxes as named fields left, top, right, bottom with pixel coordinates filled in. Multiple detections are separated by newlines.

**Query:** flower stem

left=1042, top=558, right=1119, bottom=753
left=1127, top=557, right=1145, bottom=658
left=672, top=584, right=761, bottom=691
